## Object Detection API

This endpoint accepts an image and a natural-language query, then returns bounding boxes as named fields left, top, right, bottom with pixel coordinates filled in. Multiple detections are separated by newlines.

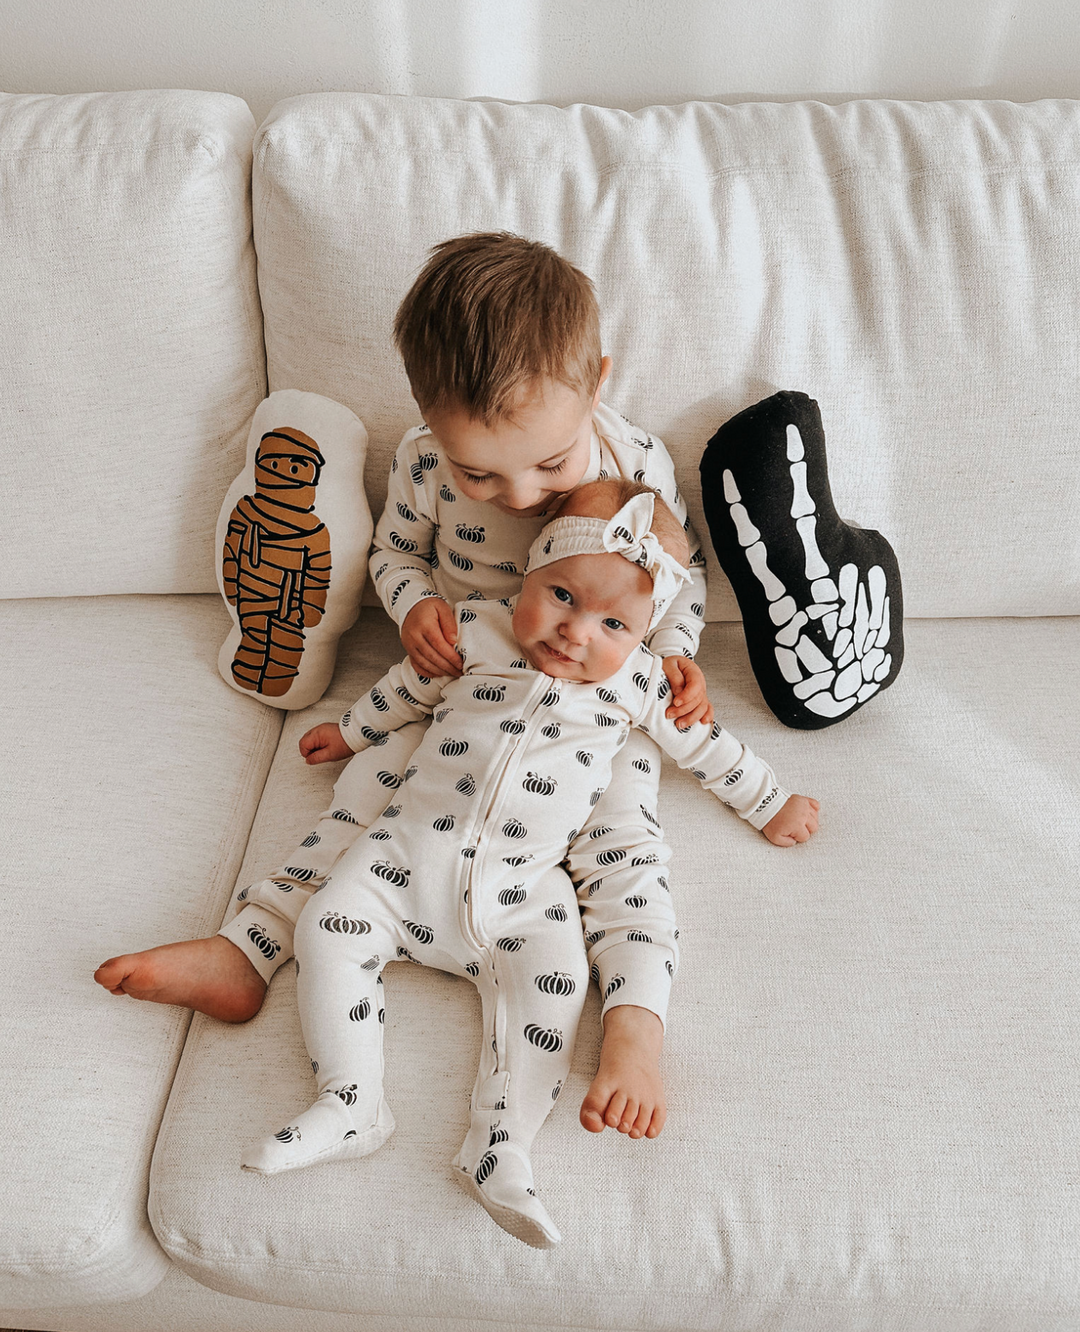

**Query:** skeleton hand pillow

left=699, top=391, right=903, bottom=729
left=216, top=390, right=372, bottom=710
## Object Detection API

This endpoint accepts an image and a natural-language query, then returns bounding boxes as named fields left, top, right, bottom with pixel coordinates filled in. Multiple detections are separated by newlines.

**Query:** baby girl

left=241, top=479, right=819, bottom=1249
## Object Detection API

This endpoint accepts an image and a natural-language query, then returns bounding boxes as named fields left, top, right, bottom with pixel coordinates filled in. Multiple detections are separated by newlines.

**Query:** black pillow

left=699, top=391, right=903, bottom=729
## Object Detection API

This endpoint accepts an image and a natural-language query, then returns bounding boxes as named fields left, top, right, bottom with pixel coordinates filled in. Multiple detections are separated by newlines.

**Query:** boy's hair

left=393, top=232, right=603, bottom=425
left=558, top=479, right=691, bottom=569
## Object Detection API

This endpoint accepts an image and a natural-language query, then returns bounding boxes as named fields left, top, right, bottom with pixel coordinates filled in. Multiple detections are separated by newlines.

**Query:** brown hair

left=393, top=232, right=603, bottom=425
left=557, top=479, right=690, bottom=568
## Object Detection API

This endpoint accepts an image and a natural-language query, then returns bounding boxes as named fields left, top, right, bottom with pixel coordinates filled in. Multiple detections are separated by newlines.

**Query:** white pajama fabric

left=220, top=404, right=707, bottom=994
left=242, top=598, right=788, bottom=1246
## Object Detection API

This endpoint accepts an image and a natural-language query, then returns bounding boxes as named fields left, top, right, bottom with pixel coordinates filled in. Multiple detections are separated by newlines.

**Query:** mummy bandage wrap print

left=242, top=598, right=789, bottom=1248
left=700, top=391, right=904, bottom=729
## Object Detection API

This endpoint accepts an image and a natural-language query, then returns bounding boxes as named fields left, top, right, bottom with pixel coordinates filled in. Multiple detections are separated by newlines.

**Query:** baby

left=241, top=479, right=819, bottom=1249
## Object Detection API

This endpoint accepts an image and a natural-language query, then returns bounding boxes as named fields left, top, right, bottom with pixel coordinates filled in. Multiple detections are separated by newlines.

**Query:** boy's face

left=423, top=361, right=611, bottom=518
left=512, top=552, right=654, bottom=683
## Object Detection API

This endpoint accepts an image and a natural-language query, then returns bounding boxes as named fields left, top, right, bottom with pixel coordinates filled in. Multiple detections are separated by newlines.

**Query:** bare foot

left=94, top=935, right=267, bottom=1023
left=580, top=1004, right=666, bottom=1139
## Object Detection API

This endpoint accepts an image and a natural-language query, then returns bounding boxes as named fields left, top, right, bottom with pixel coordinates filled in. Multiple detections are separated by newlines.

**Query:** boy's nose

left=558, top=616, right=589, bottom=646
left=501, top=482, right=544, bottom=510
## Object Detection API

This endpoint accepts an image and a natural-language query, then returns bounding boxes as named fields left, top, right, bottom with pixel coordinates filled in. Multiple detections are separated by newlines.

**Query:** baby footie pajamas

left=242, top=596, right=788, bottom=1247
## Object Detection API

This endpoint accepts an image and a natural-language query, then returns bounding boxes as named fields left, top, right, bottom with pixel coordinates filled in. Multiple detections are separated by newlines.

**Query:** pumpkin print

left=588, top=824, right=613, bottom=840
left=382, top=804, right=401, bottom=818
left=405, top=920, right=434, bottom=945
left=585, top=929, right=606, bottom=944
left=274, top=1126, right=301, bottom=1143
left=595, top=686, right=619, bottom=704
left=522, top=772, right=557, bottom=795
left=501, top=718, right=526, bottom=735
left=723, top=768, right=744, bottom=787
left=301, top=832, right=320, bottom=847
left=535, top=972, right=576, bottom=996
left=576, top=750, right=593, bottom=765
left=456, top=523, right=485, bottom=543
left=360, top=726, right=389, bottom=746
left=396, top=683, right=421, bottom=705
left=596, top=849, right=626, bottom=866
left=459, top=607, right=477, bottom=622
left=389, top=580, right=410, bottom=606
left=440, top=484, right=456, bottom=501
left=318, top=912, right=371, bottom=935
left=349, top=999, right=371, bottom=1021
left=332, top=808, right=359, bottom=824
left=625, top=894, right=648, bottom=908
left=371, top=860, right=410, bottom=886
left=631, top=852, right=659, bottom=865
left=497, top=937, right=525, bottom=952
left=604, top=975, right=625, bottom=1001
left=545, top=904, right=568, bottom=922
left=433, top=814, right=455, bottom=831
left=246, top=924, right=280, bottom=959
left=465, top=962, right=480, bottom=977
left=473, top=683, right=505, bottom=702
left=502, top=818, right=527, bottom=839
left=389, top=532, right=418, bottom=553
left=475, top=1151, right=498, bottom=1184
left=455, top=774, right=476, bottom=796
left=640, top=805, right=661, bottom=827
left=499, top=885, right=527, bottom=905
left=632, top=757, right=652, bottom=773
left=489, top=1124, right=509, bottom=1145
left=335, top=1084, right=359, bottom=1106
left=541, top=722, right=561, bottom=739
left=541, top=688, right=559, bottom=706
left=440, top=738, right=468, bottom=756
left=524, top=1024, right=564, bottom=1052
left=377, top=771, right=403, bottom=788
left=361, top=956, right=380, bottom=971
left=397, top=946, right=421, bottom=964
left=449, top=549, right=473, bottom=572
left=369, top=688, right=389, bottom=711
left=368, top=828, right=392, bottom=841
left=627, top=930, right=652, bottom=943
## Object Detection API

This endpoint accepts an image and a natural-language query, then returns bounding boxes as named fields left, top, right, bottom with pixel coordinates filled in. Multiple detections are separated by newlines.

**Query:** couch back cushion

left=0, top=91, right=265, bottom=598
left=253, top=93, right=1080, bottom=619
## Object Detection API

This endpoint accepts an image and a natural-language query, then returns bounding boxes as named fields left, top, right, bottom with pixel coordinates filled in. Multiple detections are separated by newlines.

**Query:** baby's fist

left=299, top=722, right=353, bottom=765
left=763, top=795, right=820, bottom=846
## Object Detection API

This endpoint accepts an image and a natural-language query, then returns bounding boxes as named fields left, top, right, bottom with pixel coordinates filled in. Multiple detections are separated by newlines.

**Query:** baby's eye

left=539, top=458, right=567, bottom=475
left=462, top=472, right=493, bottom=485
left=552, top=586, right=572, bottom=603
left=603, top=618, right=626, bottom=631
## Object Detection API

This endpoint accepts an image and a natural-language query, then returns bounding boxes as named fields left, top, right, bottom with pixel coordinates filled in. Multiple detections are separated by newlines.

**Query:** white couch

left=2, top=87, right=1078, bottom=1332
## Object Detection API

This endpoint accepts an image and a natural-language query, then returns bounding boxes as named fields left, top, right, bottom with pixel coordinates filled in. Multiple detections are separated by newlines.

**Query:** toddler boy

left=241, top=480, right=818, bottom=1249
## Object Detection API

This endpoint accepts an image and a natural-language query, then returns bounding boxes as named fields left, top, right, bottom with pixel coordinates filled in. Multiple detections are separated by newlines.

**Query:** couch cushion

left=0, top=90, right=265, bottom=598
left=148, top=611, right=1080, bottom=1331
left=253, top=93, right=1080, bottom=621
left=0, top=595, right=282, bottom=1308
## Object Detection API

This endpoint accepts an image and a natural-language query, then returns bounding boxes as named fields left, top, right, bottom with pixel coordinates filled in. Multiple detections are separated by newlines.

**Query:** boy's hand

left=662, top=657, right=714, bottom=726
left=402, top=599, right=463, bottom=678
left=299, top=723, right=353, bottom=765
left=763, top=795, right=820, bottom=846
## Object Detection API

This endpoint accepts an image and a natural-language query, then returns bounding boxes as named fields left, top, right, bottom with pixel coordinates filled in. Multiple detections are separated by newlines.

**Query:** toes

left=617, top=1098, right=639, bottom=1134
left=604, top=1091, right=628, bottom=1129
left=579, top=1101, right=607, bottom=1133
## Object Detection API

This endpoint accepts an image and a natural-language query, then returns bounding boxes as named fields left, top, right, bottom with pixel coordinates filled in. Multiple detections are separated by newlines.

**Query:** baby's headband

left=524, top=490, right=691, bottom=631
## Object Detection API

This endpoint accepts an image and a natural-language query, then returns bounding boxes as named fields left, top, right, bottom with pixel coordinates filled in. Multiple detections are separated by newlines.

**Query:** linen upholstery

left=0, top=90, right=265, bottom=599
left=252, top=93, right=1080, bottom=621
left=0, top=595, right=282, bottom=1308
left=148, top=611, right=1080, bottom=1331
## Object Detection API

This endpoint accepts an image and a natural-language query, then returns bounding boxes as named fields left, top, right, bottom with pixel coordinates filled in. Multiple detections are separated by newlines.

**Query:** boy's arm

left=339, top=656, right=448, bottom=753
left=632, top=650, right=791, bottom=830
left=369, top=427, right=448, bottom=628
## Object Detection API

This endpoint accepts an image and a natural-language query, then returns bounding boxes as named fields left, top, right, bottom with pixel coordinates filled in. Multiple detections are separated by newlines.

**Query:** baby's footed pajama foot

left=241, top=1089, right=395, bottom=1175
left=452, top=1140, right=561, bottom=1249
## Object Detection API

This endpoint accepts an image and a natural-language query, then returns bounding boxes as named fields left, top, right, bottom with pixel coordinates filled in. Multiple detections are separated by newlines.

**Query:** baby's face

left=512, top=552, right=654, bottom=682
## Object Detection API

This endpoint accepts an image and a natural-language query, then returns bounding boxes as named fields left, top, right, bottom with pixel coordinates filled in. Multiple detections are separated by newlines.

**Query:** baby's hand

left=662, top=657, right=714, bottom=726
left=402, top=599, right=463, bottom=678
left=763, top=795, right=820, bottom=846
left=299, top=723, right=354, bottom=765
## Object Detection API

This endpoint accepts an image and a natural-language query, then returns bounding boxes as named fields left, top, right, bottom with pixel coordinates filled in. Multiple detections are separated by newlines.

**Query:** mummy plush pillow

left=216, top=389, right=372, bottom=710
left=699, top=391, right=903, bottom=729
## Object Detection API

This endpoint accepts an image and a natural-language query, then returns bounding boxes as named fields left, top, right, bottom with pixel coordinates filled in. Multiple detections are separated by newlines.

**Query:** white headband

left=524, top=491, right=691, bottom=631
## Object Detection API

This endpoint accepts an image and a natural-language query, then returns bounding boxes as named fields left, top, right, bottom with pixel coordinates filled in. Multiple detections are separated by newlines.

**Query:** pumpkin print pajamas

left=242, top=597, right=789, bottom=1248
left=220, top=403, right=708, bottom=1027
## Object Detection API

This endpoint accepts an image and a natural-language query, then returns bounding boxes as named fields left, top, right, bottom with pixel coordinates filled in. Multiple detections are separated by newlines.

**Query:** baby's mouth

left=541, top=642, right=578, bottom=664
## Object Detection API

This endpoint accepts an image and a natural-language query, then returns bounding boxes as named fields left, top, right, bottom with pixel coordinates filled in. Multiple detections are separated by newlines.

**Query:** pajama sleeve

left=640, top=434, right=708, bottom=661
left=634, top=649, right=792, bottom=831
left=339, top=656, right=448, bottom=753
left=369, top=428, right=447, bottom=627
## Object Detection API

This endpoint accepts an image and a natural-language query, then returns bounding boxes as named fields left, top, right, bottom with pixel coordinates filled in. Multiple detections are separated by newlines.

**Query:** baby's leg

left=219, top=721, right=429, bottom=983
left=564, top=730, right=677, bottom=1139
left=241, top=873, right=402, bottom=1174
left=452, top=868, right=589, bottom=1248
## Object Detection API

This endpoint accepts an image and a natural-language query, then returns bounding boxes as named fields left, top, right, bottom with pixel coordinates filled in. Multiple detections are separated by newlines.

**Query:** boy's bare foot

left=580, top=1004, right=666, bottom=1139
left=94, top=935, right=267, bottom=1023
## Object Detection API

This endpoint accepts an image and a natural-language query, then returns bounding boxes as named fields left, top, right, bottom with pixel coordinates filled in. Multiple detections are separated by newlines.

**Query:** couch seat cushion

left=0, top=594, right=281, bottom=1309
left=149, top=612, right=1080, bottom=1332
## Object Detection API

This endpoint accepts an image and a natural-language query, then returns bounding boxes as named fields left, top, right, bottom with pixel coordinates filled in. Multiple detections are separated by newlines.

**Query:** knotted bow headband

left=524, top=490, right=691, bottom=630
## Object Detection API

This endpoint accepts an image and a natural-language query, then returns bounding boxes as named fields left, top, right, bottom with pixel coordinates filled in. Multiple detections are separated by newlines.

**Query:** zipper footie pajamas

left=242, top=598, right=788, bottom=1247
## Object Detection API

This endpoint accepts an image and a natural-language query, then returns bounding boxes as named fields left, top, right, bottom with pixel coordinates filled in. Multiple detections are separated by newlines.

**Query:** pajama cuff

left=591, top=939, right=676, bottom=1030
left=218, top=901, right=295, bottom=985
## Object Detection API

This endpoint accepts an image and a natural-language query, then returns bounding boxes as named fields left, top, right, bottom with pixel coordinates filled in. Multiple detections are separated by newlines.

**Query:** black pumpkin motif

left=535, top=972, right=576, bottom=996
left=461, top=846, right=476, bottom=858
left=666, top=960, right=675, bottom=977
left=501, top=718, right=526, bottom=735
left=332, top=808, right=359, bottom=824
left=465, top=961, right=480, bottom=977
left=369, top=688, right=390, bottom=712
left=274, top=1126, right=300, bottom=1143
left=397, top=946, right=421, bottom=963
left=396, top=684, right=421, bottom=705
left=640, top=804, right=661, bottom=827
left=473, top=683, right=505, bottom=702
left=440, top=483, right=456, bottom=501
left=377, top=771, right=403, bottom=788
left=360, top=726, right=389, bottom=746
left=382, top=804, right=401, bottom=818
left=541, top=688, right=559, bottom=706
left=589, top=788, right=604, bottom=806
left=497, top=937, right=525, bottom=952
left=627, top=930, right=652, bottom=943
left=584, top=929, right=606, bottom=944
left=632, top=758, right=652, bottom=773
left=604, top=975, right=625, bottom=1001
left=389, top=580, right=410, bottom=607
left=631, top=852, right=659, bottom=865
left=595, top=686, right=619, bottom=704
left=502, top=818, right=527, bottom=839
left=541, top=722, right=561, bottom=739
left=633, top=671, right=650, bottom=690
left=246, top=924, right=280, bottom=959
left=522, top=772, right=557, bottom=795
left=301, top=832, right=320, bottom=847
left=271, top=878, right=295, bottom=891
left=433, top=814, right=455, bottom=831
left=596, top=849, right=627, bottom=866
left=349, top=999, right=371, bottom=1021
left=456, top=774, right=476, bottom=796
left=405, top=920, right=434, bottom=945
left=368, top=828, right=392, bottom=841
left=361, top=955, right=380, bottom=971
left=545, top=904, right=568, bottom=922
left=372, top=860, right=410, bottom=886
left=318, top=912, right=371, bottom=935
left=595, top=712, right=619, bottom=728
left=335, top=1085, right=359, bottom=1106
left=576, top=750, right=593, bottom=766
left=495, top=560, right=518, bottom=573
left=475, top=1151, right=498, bottom=1184
left=625, top=894, right=648, bottom=908
left=456, top=523, right=485, bottom=543
left=498, top=885, right=527, bottom=905
left=459, top=607, right=477, bottom=622
left=588, top=824, right=613, bottom=840
left=440, top=738, right=468, bottom=756
left=503, top=853, right=531, bottom=866
left=524, top=1023, right=564, bottom=1052
left=489, top=1125, right=509, bottom=1145
left=449, top=549, right=473, bottom=572
left=389, top=531, right=418, bottom=552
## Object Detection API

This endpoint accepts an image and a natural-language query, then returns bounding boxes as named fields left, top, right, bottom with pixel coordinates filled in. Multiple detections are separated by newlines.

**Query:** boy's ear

left=592, top=355, right=613, bottom=407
